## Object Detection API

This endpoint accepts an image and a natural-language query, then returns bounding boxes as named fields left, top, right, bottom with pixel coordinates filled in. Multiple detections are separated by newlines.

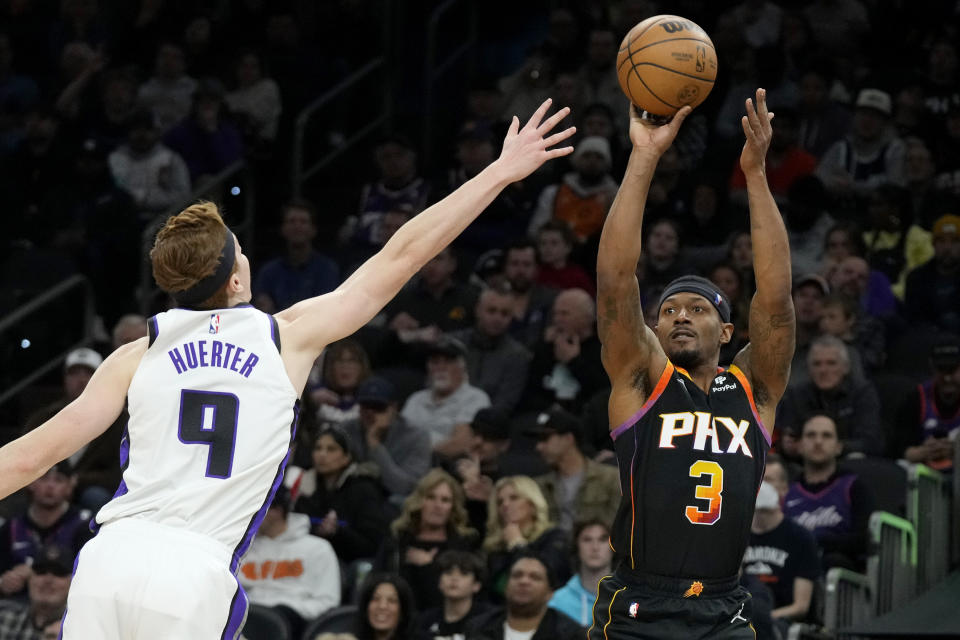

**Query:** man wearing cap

left=742, top=481, right=821, bottom=635
left=451, top=283, right=532, bottom=415
left=787, top=273, right=829, bottom=391
left=23, top=348, right=123, bottom=510
left=593, top=89, right=794, bottom=637
left=527, top=135, right=619, bottom=242
left=895, top=336, right=960, bottom=471
left=0, top=544, right=72, bottom=640
left=905, top=214, right=960, bottom=333
left=0, top=461, right=91, bottom=599
left=457, top=408, right=522, bottom=536
left=528, top=407, right=619, bottom=534
left=343, top=376, right=431, bottom=505
left=816, top=87, right=906, bottom=206
left=401, top=336, right=491, bottom=459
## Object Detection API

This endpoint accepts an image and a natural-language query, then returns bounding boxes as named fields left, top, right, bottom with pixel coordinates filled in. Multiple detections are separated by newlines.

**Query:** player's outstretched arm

left=279, top=99, right=575, bottom=354
left=732, top=88, right=795, bottom=417
left=0, top=339, right=144, bottom=499
left=597, top=105, right=689, bottom=423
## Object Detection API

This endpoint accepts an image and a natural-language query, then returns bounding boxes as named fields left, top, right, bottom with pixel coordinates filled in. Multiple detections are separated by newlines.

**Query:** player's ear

left=719, top=322, right=734, bottom=345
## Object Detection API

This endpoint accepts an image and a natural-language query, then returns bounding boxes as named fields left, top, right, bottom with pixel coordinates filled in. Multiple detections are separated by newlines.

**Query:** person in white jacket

left=239, top=486, right=340, bottom=637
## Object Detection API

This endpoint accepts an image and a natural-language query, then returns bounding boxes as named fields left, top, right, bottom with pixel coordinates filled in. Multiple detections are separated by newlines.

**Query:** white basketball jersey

left=96, top=305, right=299, bottom=572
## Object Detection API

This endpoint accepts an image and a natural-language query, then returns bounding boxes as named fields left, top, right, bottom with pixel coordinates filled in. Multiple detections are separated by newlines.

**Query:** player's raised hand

left=740, top=87, right=775, bottom=175
left=496, top=98, right=576, bottom=182
left=628, top=104, right=692, bottom=158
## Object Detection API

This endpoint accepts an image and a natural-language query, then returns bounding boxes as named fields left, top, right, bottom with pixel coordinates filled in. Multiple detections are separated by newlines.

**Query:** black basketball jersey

left=610, top=361, right=770, bottom=580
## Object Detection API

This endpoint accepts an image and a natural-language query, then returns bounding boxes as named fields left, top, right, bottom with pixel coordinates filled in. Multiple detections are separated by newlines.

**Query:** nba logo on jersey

left=628, top=602, right=639, bottom=618
left=209, top=314, right=221, bottom=334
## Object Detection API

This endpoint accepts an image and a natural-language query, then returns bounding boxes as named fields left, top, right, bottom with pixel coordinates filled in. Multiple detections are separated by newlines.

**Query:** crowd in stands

left=1, top=1, right=960, bottom=639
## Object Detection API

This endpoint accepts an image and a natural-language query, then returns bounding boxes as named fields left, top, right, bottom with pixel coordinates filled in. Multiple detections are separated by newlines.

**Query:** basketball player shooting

left=0, top=99, right=574, bottom=640
left=591, top=88, right=795, bottom=638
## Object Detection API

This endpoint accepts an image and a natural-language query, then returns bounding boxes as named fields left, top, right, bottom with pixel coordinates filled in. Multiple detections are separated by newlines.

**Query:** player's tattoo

left=598, top=294, right=619, bottom=338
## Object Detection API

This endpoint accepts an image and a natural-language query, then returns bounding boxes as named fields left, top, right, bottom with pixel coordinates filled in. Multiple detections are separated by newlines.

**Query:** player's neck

left=678, top=361, right=720, bottom=394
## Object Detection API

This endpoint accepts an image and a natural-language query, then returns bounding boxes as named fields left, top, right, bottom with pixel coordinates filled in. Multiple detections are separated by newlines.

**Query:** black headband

left=174, top=228, right=236, bottom=306
left=658, top=275, right=731, bottom=323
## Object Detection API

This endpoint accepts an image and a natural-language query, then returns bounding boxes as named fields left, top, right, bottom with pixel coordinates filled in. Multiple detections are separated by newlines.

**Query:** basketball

left=616, top=15, right=718, bottom=117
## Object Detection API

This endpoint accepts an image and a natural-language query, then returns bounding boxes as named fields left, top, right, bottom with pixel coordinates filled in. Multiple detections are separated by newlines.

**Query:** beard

left=669, top=346, right=706, bottom=370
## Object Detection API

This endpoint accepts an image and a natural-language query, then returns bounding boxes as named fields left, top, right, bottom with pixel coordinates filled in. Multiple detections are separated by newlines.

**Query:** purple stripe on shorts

left=220, top=580, right=249, bottom=640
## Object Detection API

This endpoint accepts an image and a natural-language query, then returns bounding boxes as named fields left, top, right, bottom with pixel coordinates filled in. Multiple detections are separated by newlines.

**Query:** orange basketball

left=616, top=15, right=718, bottom=117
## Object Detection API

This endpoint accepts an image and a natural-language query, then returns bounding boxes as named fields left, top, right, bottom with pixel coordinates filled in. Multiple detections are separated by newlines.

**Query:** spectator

left=527, top=407, right=619, bottom=534
left=743, top=481, right=821, bottom=635
left=523, top=288, right=605, bottom=413
left=253, top=199, right=340, bottom=314
left=783, top=415, right=875, bottom=571
left=527, top=136, right=618, bottom=243
left=451, top=285, right=533, bottom=415
left=483, top=476, right=569, bottom=600
left=502, top=239, right=558, bottom=350
left=862, top=184, right=933, bottom=296
left=419, top=550, right=491, bottom=640
left=375, top=469, right=479, bottom=609
left=828, top=255, right=898, bottom=320
left=136, top=42, right=197, bottom=132
left=817, top=88, right=906, bottom=210
left=781, top=176, right=834, bottom=278
left=534, top=220, right=594, bottom=295
left=818, top=294, right=884, bottom=374
left=466, top=555, right=583, bottom=640
left=401, top=337, right=490, bottom=460
left=638, top=218, right=689, bottom=304
left=163, top=78, right=244, bottom=183
left=239, top=487, right=340, bottom=639
left=498, top=48, right=554, bottom=126
left=343, top=376, right=431, bottom=506
left=0, top=462, right=91, bottom=599
left=577, top=28, right=625, bottom=119
left=895, top=336, right=960, bottom=471
left=80, top=68, right=137, bottom=152
left=456, top=409, right=513, bottom=536
left=730, top=107, right=817, bottom=208
left=290, top=426, right=388, bottom=563
left=779, top=335, right=883, bottom=456
left=344, top=135, right=432, bottom=249
left=225, top=49, right=282, bottom=144
left=385, top=247, right=478, bottom=336
left=904, top=214, right=960, bottom=334
left=355, top=574, right=418, bottom=640
left=23, top=348, right=122, bottom=510
left=308, top=339, right=371, bottom=431
left=903, top=137, right=957, bottom=230
left=787, top=273, right=829, bottom=390
left=797, top=66, right=853, bottom=159
left=0, top=544, right=71, bottom=640
left=819, top=221, right=865, bottom=280
left=547, top=519, right=612, bottom=627
left=110, top=313, right=147, bottom=348
left=763, top=452, right=792, bottom=499
left=708, top=262, right=750, bottom=365
left=802, top=0, right=869, bottom=53
left=107, top=109, right=191, bottom=216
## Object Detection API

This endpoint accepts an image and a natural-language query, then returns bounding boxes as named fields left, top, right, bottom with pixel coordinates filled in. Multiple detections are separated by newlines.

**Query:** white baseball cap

left=755, top=481, right=780, bottom=510
left=64, top=347, right=103, bottom=372
left=855, top=88, right=892, bottom=116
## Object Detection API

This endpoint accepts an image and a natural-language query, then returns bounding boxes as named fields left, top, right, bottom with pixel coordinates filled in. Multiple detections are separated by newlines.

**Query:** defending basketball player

left=592, top=88, right=794, bottom=639
left=0, top=99, right=575, bottom=640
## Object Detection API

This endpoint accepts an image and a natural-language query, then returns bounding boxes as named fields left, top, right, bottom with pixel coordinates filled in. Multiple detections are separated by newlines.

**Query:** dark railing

left=0, top=275, right=95, bottom=407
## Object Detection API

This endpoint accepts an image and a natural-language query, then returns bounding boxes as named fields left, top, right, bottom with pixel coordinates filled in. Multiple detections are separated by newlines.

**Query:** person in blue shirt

left=254, top=198, right=341, bottom=313
left=548, top=518, right=612, bottom=626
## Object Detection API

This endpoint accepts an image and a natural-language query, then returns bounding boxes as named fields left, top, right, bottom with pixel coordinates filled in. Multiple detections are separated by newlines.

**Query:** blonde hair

left=150, top=201, right=238, bottom=309
left=482, top=475, right=553, bottom=552
left=391, top=469, right=475, bottom=538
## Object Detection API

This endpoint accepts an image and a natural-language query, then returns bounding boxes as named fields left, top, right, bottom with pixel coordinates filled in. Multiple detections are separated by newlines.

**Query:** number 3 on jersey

left=178, top=389, right=239, bottom=479
left=685, top=460, right=723, bottom=525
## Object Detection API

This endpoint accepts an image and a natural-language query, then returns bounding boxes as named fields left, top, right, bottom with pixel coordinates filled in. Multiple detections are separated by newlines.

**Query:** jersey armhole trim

left=727, top=365, right=772, bottom=447
left=268, top=314, right=281, bottom=353
left=611, top=361, right=674, bottom=441
left=147, top=315, right=159, bottom=347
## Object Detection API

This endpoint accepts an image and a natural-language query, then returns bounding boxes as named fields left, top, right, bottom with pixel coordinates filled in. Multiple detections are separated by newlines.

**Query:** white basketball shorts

left=61, top=518, right=248, bottom=640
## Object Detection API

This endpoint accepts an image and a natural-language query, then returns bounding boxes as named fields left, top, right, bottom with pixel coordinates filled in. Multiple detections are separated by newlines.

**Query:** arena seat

left=241, top=604, right=292, bottom=640
left=301, top=605, right=358, bottom=640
